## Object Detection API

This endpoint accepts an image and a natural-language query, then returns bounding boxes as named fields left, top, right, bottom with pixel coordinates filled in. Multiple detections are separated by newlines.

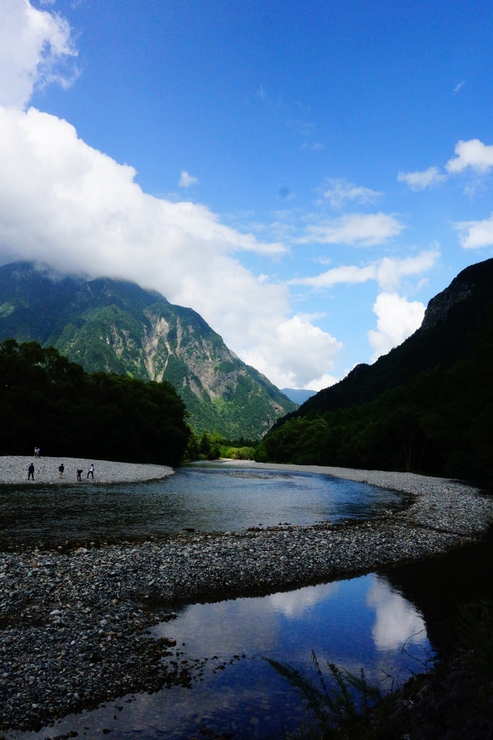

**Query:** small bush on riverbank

left=272, top=602, right=493, bottom=739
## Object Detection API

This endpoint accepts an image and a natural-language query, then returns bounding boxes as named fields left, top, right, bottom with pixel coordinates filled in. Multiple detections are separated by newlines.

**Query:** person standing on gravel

left=87, top=463, right=94, bottom=479
left=58, top=463, right=64, bottom=479
left=28, top=462, right=35, bottom=480
left=76, top=469, right=83, bottom=482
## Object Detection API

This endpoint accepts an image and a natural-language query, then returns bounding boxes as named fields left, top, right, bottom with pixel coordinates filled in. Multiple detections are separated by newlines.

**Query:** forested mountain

left=0, top=339, right=190, bottom=465
left=0, top=261, right=296, bottom=437
left=260, top=258, right=493, bottom=488
left=287, top=258, right=493, bottom=419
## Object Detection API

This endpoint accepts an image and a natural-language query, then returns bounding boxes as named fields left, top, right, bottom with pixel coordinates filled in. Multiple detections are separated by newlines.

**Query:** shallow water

left=7, top=572, right=433, bottom=739
left=0, top=463, right=409, bottom=548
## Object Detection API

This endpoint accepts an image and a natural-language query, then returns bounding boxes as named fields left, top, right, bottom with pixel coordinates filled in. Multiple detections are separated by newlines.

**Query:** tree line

left=0, top=340, right=190, bottom=466
left=259, top=318, right=493, bottom=490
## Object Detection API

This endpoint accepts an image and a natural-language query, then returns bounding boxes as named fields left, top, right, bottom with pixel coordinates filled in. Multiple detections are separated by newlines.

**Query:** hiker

left=87, top=464, right=94, bottom=479
left=58, top=463, right=65, bottom=479
left=34, top=446, right=40, bottom=457
left=28, top=462, right=35, bottom=480
left=76, top=469, right=83, bottom=482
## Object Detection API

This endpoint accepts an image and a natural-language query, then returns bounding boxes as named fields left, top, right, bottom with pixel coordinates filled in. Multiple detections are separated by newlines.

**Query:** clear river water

left=3, top=464, right=493, bottom=739
left=0, top=462, right=410, bottom=549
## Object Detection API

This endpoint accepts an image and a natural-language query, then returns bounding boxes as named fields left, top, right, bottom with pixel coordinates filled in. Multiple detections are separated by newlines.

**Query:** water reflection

left=8, top=574, right=432, bottom=740
left=367, top=578, right=427, bottom=651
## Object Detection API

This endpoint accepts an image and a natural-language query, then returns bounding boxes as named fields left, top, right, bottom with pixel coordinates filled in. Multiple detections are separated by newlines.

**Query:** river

left=2, top=465, right=493, bottom=739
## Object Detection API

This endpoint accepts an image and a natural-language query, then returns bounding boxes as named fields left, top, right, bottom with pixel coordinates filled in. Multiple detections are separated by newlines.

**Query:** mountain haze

left=0, top=262, right=297, bottom=437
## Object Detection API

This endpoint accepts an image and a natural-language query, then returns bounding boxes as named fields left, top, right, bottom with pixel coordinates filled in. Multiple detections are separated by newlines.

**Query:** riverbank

left=0, top=456, right=173, bottom=486
left=1, top=465, right=492, bottom=733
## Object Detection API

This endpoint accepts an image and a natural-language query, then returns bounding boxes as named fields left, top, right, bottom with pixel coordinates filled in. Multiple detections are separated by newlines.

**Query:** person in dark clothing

left=76, top=469, right=83, bottom=482
left=59, top=464, right=64, bottom=479
left=28, top=463, right=35, bottom=480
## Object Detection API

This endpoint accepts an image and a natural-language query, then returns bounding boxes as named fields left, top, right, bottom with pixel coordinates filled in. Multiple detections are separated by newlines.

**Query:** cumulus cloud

left=289, top=249, right=440, bottom=291
left=0, top=0, right=78, bottom=109
left=455, top=214, right=493, bottom=249
left=289, top=250, right=436, bottom=363
left=0, top=0, right=343, bottom=391
left=397, top=166, right=446, bottom=191
left=299, top=212, right=404, bottom=246
left=446, top=139, right=493, bottom=174
left=374, top=249, right=440, bottom=292
left=399, top=138, right=493, bottom=195
left=367, top=292, right=426, bottom=362
left=178, top=170, right=198, bottom=188
left=321, top=178, right=382, bottom=209
left=241, top=316, right=341, bottom=390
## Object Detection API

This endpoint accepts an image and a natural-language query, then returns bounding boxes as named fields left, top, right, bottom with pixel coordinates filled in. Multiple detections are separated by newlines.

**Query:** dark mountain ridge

left=261, top=257, right=493, bottom=487
left=284, top=257, right=493, bottom=421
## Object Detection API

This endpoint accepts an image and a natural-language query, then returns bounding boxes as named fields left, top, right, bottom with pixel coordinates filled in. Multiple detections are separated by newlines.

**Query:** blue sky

left=1, top=0, right=493, bottom=389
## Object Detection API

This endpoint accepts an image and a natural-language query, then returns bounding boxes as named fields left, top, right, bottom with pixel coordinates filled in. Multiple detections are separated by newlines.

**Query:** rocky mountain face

left=282, top=257, right=493, bottom=419
left=0, top=262, right=297, bottom=437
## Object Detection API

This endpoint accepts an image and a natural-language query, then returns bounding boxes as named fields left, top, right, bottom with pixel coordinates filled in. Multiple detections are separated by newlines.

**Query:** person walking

left=28, top=462, right=35, bottom=480
left=87, top=464, right=94, bottom=479
left=58, top=463, right=65, bottom=479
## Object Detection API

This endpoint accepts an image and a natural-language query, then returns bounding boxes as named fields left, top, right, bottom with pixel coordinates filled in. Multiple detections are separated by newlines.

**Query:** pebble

left=1, top=460, right=493, bottom=732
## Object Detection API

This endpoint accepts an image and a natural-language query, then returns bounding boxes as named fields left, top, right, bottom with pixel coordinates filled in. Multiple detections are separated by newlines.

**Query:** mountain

left=261, top=257, right=493, bottom=487
left=286, top=257, right=493, bottom=419
left=281, top=388, right=317, bottom=404
left=0, top=261, right=297, bottom=437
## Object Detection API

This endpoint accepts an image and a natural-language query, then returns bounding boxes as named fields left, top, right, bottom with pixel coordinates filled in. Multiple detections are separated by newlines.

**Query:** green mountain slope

left=0, top=262, right=297, bottom=437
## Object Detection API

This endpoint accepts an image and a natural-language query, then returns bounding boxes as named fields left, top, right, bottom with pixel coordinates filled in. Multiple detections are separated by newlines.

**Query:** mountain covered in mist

left=0, top=261, right=297, bottom=437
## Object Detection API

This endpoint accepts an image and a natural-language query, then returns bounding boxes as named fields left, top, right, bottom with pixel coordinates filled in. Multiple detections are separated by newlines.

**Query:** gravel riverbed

left=1, top=460, right=492, bottom=733
left=0, top=456, right=173, bottom=486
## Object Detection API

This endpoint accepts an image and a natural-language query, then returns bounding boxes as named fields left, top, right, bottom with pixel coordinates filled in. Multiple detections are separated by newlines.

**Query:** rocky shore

left=1, top=461, right=492, bottom=733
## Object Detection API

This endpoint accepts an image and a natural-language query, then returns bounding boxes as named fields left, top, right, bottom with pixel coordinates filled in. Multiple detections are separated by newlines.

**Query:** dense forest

left=258, top=314, right=493, bottom=489
left=0, top=339, right=190, bottom=466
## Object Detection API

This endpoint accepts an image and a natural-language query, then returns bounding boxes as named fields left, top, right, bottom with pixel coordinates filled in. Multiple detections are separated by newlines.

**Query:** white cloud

left=320, top=178, right=382, bottom=209
left=290, top=249, right=440, bottom=292
left=455, top=214, right=493, bottom=249
left=0, top=106, right=346, bottom=389
left=241, top=315, right=341, bottom=390
left=0, top=0, right=78, bottom=109
left=299, top=212, right=404, bottom=246
left=0, top=0, right=342, bottom=391
left=368, top=292, right=426, bottom=362
left=397, top=166, right=446, bottom=191
left=178, top=170, right=198, bottom=188
left=291, top=264, right=376, bottom=289
left=446, top=139, right=493, bottom=174
left=374, top=249, right=440, bottom=292
left=453, top=81, right=465, bottom=93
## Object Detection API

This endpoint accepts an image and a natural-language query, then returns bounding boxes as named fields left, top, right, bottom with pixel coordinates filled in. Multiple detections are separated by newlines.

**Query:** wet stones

left=1, top=467, right=492, bottom=732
